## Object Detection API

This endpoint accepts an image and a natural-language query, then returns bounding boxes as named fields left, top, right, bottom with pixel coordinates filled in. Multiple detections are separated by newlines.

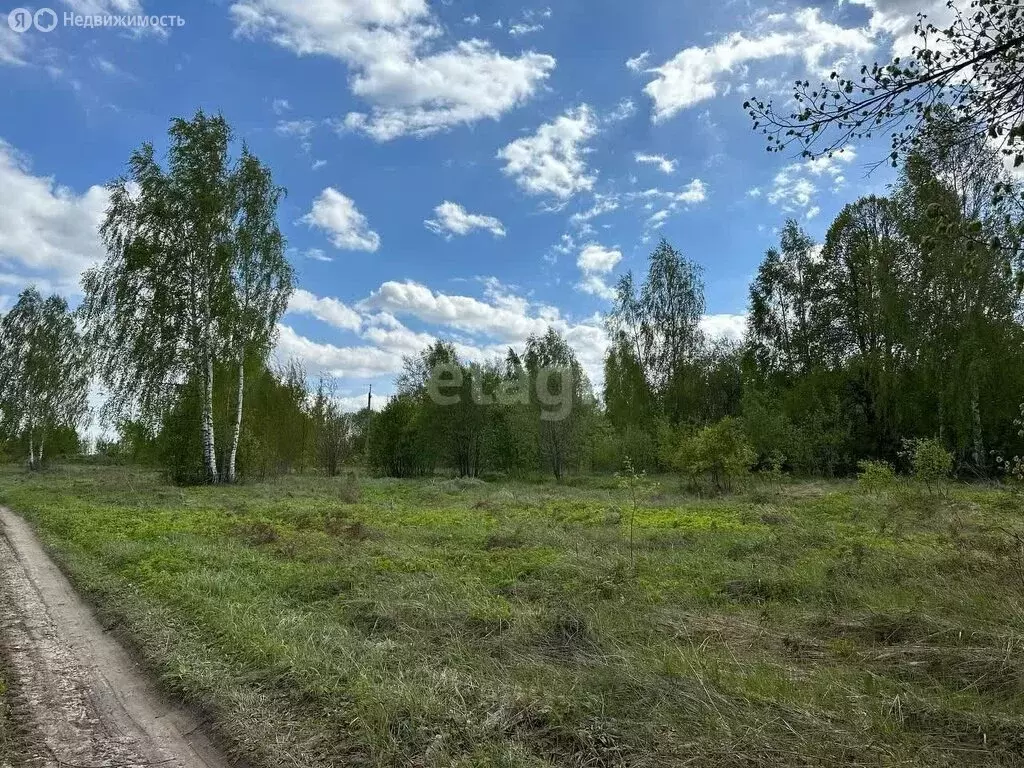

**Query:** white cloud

left=570, top=194, right=619, bottom=229
left=0, top=26, right=28, bottom=66
left=850, top=0, right=953, bottom=55
left=647, top=209, right=671, bottom=230
left=577, top=243, right=622, bottom=274
left=232, top=0, right=556, bottom=141
left=361, top=312, right=436, bottom=355
left=575, top=243, right=622, bottom=301
left=676, top=178, right=708, bottom=204
left=625, top=51, right=650, bottom=72
left=700, top=313, right=747, bottom=341
left=304, top=247, right=332, bottom=261
left=275, top=119, right=316, bottom=139
left=635, top=152, right=677, bottom=174
left=463, top=13, right=480, bottom=25
left=498, top=105, right=598, bottom=200
left=288, top=288, right=363, bottom=331
left=272, top=98, right=291, bottom=114
left=765, top=147, right=855, bottom=212
left=424, top=201, right=506, bottom=238
left=0, top=139, right=109, bottom=296
left=628, top=179, right=708, bottom=233
left=353, top=278, right=611, bottom=384
left=275, top=324, right=403, bottom=378
left=606, top=98, right=636, bottom=123
left=509, top=23, right=543, bottom=36
left=301, top=188, right=381, bottom=252
left=643, top=8, right=874, bottom=120
left=275, top=118, right=317, bottom=151
left=359, top=280, right=546, bottom=342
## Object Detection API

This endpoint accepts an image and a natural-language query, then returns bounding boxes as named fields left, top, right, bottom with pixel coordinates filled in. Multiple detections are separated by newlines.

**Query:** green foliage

left=0, top=287, right=89, bottom=469
left=83, top=110, right=293, bottom=484
left=857, top=460, right=897, bottom=494
left=368, top=394, right=430, bottom=478
left=902, top=438, right=954, bottom=490
left=674, top=417, right=755, bottom=494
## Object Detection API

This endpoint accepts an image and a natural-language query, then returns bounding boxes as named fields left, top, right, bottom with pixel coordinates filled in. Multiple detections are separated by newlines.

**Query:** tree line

left=1, top=103, right=1023, bottom=485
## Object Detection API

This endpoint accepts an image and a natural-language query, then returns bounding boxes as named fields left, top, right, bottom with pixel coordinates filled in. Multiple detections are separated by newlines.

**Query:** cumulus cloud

left=643, top=8, right=874, bottom=120
left=575, top=243, right=622, bottom=301
left=577, top=243, right=622, bottom=274
left=275, top=324, right=403, bottom=378
left=849, top=0, right=953, bottom=55
left=359, top=280, right=546, bottom=342
left=288, top=288, right=363, bottom=331
left=232, top=0, right=556, bottom=140
left=0, top=139, right=109, bottom=296
left=635, top=152, right=677, bottom=174
left=353, top=279, right=611, bottom=384
left=498, top=105, right=598, bottom=201
left=700, top=313, right=747, bottom=342
left=424, top=201, right=506, bottom=238
left=301, top=187, right=381, bottom=252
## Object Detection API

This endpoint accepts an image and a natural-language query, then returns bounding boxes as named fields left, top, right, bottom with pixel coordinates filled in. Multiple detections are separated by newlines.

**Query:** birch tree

left=83, top=111, right=290, bottom=484
left=224, top=148, right=293, bottom=483
left=0, top=288, right=89, bottom=469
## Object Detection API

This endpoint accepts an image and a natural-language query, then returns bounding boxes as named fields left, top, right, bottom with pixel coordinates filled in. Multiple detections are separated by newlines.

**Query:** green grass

left=0, top=659, right=14, bottom=764
left=2, top=465, right=1024, bottom=766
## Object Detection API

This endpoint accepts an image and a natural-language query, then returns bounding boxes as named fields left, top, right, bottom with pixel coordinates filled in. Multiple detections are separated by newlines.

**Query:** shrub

left=674, top=417, right=755, bottom=494
left=857, top=460, right=896, bottom=494
left=902, top=437, right=953, bottom=491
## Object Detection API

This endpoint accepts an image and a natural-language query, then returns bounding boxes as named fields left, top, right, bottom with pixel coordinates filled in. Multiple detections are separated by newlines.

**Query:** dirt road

left=0, top=505, right=232, bottom=767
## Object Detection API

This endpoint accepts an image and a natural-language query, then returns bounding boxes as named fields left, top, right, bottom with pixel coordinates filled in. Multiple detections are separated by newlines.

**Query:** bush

left=857, top=459, right=896, bottom=494
left=674, top=417, right=755, bottom=494
left=902, top=437, right=953, bottom=491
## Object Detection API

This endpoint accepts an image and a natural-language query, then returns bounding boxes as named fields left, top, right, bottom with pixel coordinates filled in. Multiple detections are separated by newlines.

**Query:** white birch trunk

left=227, top=361, right=245, bottom=483
left=202, top=351, right=218, bottom=483
left=28, top=436, right=35, bottom=471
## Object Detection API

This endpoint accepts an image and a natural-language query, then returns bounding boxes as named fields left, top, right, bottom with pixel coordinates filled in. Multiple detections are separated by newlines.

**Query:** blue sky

left=0, top=0, right=934, bottom=411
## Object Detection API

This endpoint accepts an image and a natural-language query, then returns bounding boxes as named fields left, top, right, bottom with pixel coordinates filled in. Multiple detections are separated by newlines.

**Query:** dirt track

left=0, top=505, right=232, bottom=767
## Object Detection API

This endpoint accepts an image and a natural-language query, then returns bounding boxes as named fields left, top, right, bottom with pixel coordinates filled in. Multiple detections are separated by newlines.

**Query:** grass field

left=1, top=465, right=1023, bottom=766
left=0, top=672, right=11, bottom=766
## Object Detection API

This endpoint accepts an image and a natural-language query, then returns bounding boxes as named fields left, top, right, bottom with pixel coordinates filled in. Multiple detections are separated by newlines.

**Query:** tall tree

left=607, top=239, right=705, bottom=424
left=0, top=288, right=89, bottom=469
left=748, top=220, right=824, bottom=377
left=224, top=148, right=293, bottom=483
left=524, top=328, right=591, bottom=480
left=895, top=131, right=1023, bottom=468
left=818, top=197, right=909, bottom=455
left=83, top=111, right=290, bottom=483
